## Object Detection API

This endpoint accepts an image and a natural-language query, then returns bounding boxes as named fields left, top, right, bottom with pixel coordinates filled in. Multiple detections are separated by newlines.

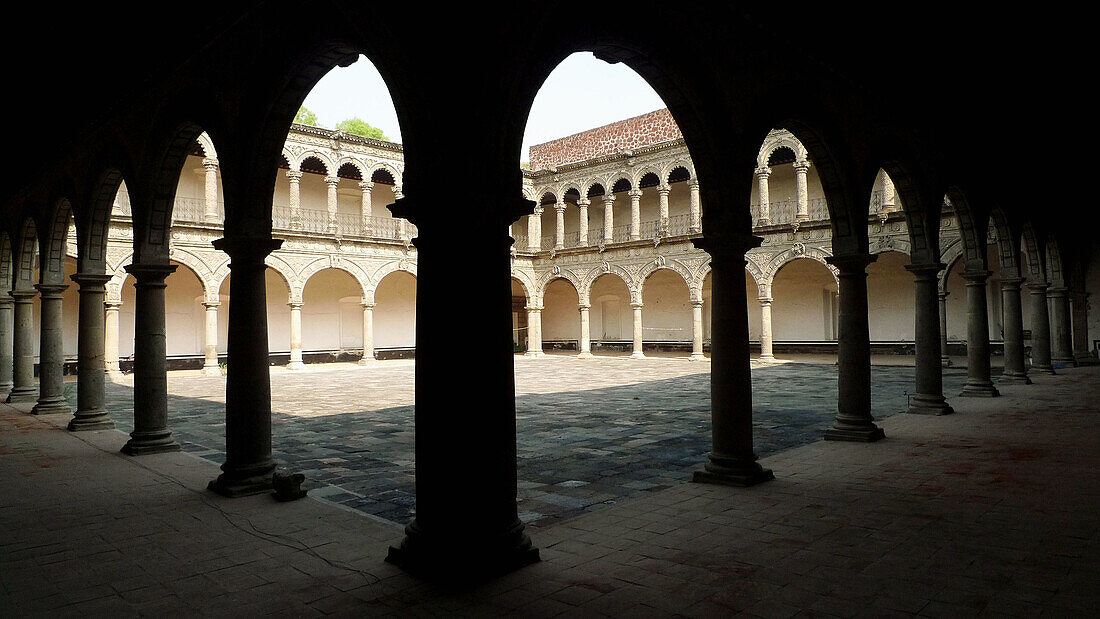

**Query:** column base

left=31, top=398, right=71, bottom=416
left=386, top=518, right=540, bottom=583
left=208, top=461, right=277, bottom=498
left=692, top=453, right=774, bottom=487
left=758, top=354, right=775, bottom=363
left=688, top=353, right=706, bottom=361
left=1052, top=356, right=1077, bottom=368
left=907, top=393, right=955, bottom=415
left=824, top=419, right=885, bottom=442
left=121, top=431, right=180, bottom=456
left=630, top=351, right=646, bottom=359
left=286, top=360, right=306, bottom=371
left=998, top=371, right=1032, bottom=385
left=576, top=351, right=594, bottom=359
left=1030, top=364, right=1056, bottom=375
left=201, top=364, right=223, bottom=377
left=941, top=357, right=953, bottom=367
left=357, top=356, right=377, bottom=366
left=67, top=410, right=115, bottom=431
left=6, top=386, right=38, bottom=403
left=523, top=350, right=545, bottom=357
left=959, top=380, right=1000, bottom=397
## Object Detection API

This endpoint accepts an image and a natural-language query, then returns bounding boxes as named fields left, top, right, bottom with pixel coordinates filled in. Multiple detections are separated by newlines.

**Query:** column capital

left=826, top=253, right=877, bottom=273
left=105, top=301, right=123, bottom=310
left=692, top=233, right=763, bottom=260
left=757, top=296, right=773, bottom=305
left=1000, top=276, right=1025, bottom=289
left=287, top=301, right=303, bottom=310
left=602, top=194, right=615, bottom=204
left=70, top=273, right=114, bottom=288
left=962, top=269, right=993, bottom=284
left=286, top=170, right=303, bottom=182
left=1046, top=286, right=1069, bottom=297
left=358, top=181, right=374, bottom=191
left=630, top=301, right=644, bottom=310
left=34, top=283, right=68, bottom=297
left=10, top=289, right=36, bottom=301
left=202, top=301, right=221, bottom=309
left=554, top=201, right=566, bottom=213
left=792, top=159, right=812, bottom=172
left=361, top=302, right=375, bottom=310
left=628, top=189, right=642, bottom=198
left=691, top=299, right=704, bottom=308
left=577, top=197, right=590, bottom=207
left=938, top=290, right=950, bottom=300
left=202, top=157, right=219, bottom=170
left=323, top=175, right=340, bottom=186
left=904, top=262, right=946, bottom=280
left=0, top=294, right=12, bottom=306
left=212, top=236, right=283, bottom=262
left=755, top=165, right=771, bottom=178
left=687, top=178, right=700, bottom=189
left=524, top=305, right=543, bottom=313
left=125, top=263, right=178, bottom=284
left=1027, top=281, right=1050, bottom=293
left=577, top=303, right=590, bottom=311
left=657, top=185, right=671, bottom=196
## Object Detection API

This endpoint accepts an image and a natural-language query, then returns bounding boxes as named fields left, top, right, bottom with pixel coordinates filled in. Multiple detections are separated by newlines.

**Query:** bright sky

left=300, top=52, right=668, bottom=161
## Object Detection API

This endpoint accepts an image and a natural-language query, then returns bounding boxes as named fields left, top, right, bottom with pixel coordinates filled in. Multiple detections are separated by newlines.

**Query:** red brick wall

left=529, top=108, right=682, bottom=170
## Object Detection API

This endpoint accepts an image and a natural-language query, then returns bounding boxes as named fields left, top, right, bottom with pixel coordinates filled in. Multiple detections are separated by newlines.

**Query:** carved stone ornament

left=791, top=242, right=805, bottom=256
left=551, top=265, right=561, bottom=276
left=602, top=261, right=611, bottom=273
left=654, top=255, right=666, bottom=267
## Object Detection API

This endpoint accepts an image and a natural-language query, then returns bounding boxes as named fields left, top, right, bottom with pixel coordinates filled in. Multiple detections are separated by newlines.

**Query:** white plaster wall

left=61, top=258, right=79, bottom=357
left=116, top=262, right=206, bottom=358
left=374, top=271, right=415, bottom=348
left=771, top=259, right=836, bottom=341
left=174, top=155, right=211, bottom=202
left=640, top=269, right=692, bottom=340
left=589, top=274, right=631, bottom=341
left=302, top=269, right=364, bottom=351
left=217, top=270, right=292, bottom=354
left=542, top=278, right=580, bottom=341
left=700, top=271, right=762, bottom=343
left=867, top=251, right=915, bottom=341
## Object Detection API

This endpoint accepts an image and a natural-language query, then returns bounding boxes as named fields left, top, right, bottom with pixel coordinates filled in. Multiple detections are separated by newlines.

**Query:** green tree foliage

left=335, top=118, right=389, bottom=141
left=294, top=106, right=319, bottom=126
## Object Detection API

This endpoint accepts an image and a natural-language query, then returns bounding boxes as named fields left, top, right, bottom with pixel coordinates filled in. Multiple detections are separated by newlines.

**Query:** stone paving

left=79, top=356, right=968, bottom=526
left=4, top=363, right=1098, bottom=616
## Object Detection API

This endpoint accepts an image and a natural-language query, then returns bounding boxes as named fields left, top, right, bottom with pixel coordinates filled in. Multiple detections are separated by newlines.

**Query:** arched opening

left=700, top=269, right=763, bottom=350
left=510, top=277, right=529, bottom=351
left=542, top=278, right=580, bottom=351
left=301, top=269, right=364, bottom=358
left=118, top=260, right=206, bottom=361
left=374, top=271, right=416, bottom=356
left=589, top=273, right=631, bottom=352
left=216, top=268, right=291, bottom=357
left=772, top=258, right=838, bottom=342
left=171, top=133, right=223, bottom=224
left=867, top=251, right=915, bottom=343
left=641, top=269, right=692, bottom=355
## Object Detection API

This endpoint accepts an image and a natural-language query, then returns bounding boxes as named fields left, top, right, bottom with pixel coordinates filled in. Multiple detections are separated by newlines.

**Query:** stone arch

left=282, top=146, right=298, bottom=171
left=756, top=129, right=809, bottom=168
left=298, top=257, right=371, bottom=301
left=167, top=246, right=218, bottom=301
left=584, top=180, right=606, bottom=198
left=538, top=190, right=557, bottom=205
left=990, top=207, right=1019, bottom=279
left=78, top=167, right=127, bottom=274
left=581, top=263, right=636, bottom=305
left=1020, top=221, right=1045, bottom=281
left=943, top=187, right=987, bottom=272
left=510, top=268, right=537, bottom=302
left=637, top=258, right=694, bottom=297
left=535, top=268, right=583, bottom=304
left=369, top=260, right=418, bottom=304
left=608, top=176, right=633, bottom=194
left=369, top=164, right=400, bottom=186
left=299, top=152, right=333, bottom=176
left=939, top=238, right=965, bottom=292
left=137, top=121, right=210, bottom=262
left=1045, top=235, right=1065, bottom=287
left=0, top=230, right=12, bottom=293
left=39, top=198, right=74, bottom=286
left=335, top=158, right=367, bottom=180
left=761, top=244, right=838, bottom=293
left=663, top=161, right=693, bottom=185
left=195, top=132, right=218, bottom=159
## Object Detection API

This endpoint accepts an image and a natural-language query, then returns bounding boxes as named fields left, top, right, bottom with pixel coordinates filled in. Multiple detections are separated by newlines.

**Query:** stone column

left=691, top=236, right=773, bottom=484
left=824, top=254, right=885, bottom=441
left=324, top=175, right=340, bottom=234
left=527, top=206, right=542, bottom=252
left=31, top=283, right=70, bottom=415
left=1048, top=287, right=1075, bottom=367
left=524, top=306, right=544, bottom=356
left=0, top=294, right=12, bottom=397
left=938, top=291, right=952, bottom=367
left=690, top=300, right=705, bottom=361
left=287, top=170, right=303, bottom=229
left=6, top=290, right=37, bottom=403
left=999, top=278, right=1031, bottom=383
left=202, top=301, right=221, bottom=376
left=577, top=199, right=589, bottom=246
left=630, top=301, right=645, bottom=359
left=120, top=263, right=180, bottom=454
left=358, top=303, right=375, bottom=366
left=287, top=301, right=305, bottom=370
left=688, top=180, right=701, bottom=233
left=359, top=181, right=374, bottom=235
left=105, top=301, right=122, bottom=375
left=577, top=303, right=593, bottom=359
left=793, top=160, right=811, bottom=221
left=882, top=173, right=896, bottom=212
left=905, top=263, right=955, bottom=415
left=203, top=157, right=220, bottom=224
left=755, top=166, right=771, bottom=225
left=554, top=202, right=565, bottom=250
left=758, top=296, right=775, bottom=362
left=68, top=273, right=114, bottom=430
left=208, top=236, right=283, bottom=496
left=658, top=186, right=670, bottom=230
left=628, top=189, right=642, bottom=240
left=602, top=195, right=615, bottom=243
left=960, top=270, right=999, bottom=397
left=1071, top=289, right=1090, bottom=363
left=1028, top=282, right=1055, bottom=373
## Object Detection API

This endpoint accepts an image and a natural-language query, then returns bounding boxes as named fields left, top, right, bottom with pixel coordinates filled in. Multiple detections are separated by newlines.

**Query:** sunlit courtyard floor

left=79, top=354, right=967, bottom=526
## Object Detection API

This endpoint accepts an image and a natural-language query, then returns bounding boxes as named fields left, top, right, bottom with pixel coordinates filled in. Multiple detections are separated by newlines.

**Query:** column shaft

left=603, top=196, right=614, bottom=242
left=577, top=304, right=592, bottom=358
left=756, top=167, right=771, bottom=225
left=794, top=160, right=810, bottom=221
left=358, top=304, right=375, bottom=365
left=691, top=236, right=773, bottom=485
left=360, top=181, right=374, bottom=234
left=939, top=291, right=952, bottom=367
left=758, top=297, right=774, bottom=362
left=689, top=301, right=705, bottom=361
left=203, top=158, right=220, bottom=223
left=906, top=263, right=955, bottom=415
left=68, top=273, right=115, bottom=430
left=1048, top=287, right=1075, bottom=366
left=287, top=170, right=303, bottom=228
left=325, top=176, right=339, bottom=234
left=999, top=278, right=1031, bottom=383
left=527, top=207, right=542, bottom=252
left=32, top=284, right=70, bottom=415
left=630, top=302, right=645, bottom=359
left=524, top=307, right=544, bottom=356
left=960, top=270, right=999, bottom=396
left=0, top=296, right=12, bottom=396
left=121, top=264, right=180, bottom=454
left=287, top=302, right=305, bottom=370
left=1028, top=283, right=1055, bottom=373
left=105, top=302, right=121, bottom=375
left=825, top=254, right=885, bottom=441
left=688, top=180, right=701, bottom=233
left=6, top=291, right=36, bottom=402
left=629, top=190, right=641, bottom=240
left=554, top=203, right=565, bottom=250
left=577, top=200, right=589, bottom=246
left=202, top=302, right=221, bottom=376
left=208, top=237, right=282, bottom=496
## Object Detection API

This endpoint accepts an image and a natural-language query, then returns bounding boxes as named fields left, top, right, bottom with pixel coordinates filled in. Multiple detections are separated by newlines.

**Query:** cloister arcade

left=1, top=6, right=1091, bottom=583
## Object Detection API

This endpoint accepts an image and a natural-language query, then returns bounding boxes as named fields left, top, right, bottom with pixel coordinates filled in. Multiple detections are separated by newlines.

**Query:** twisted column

left=121, top=263, right=180, bottom=454
left=1028, top=282, right=1055, bottom=374
left=793, top=160, right=811, bottom=221
left=524, top=306, right=544, bottom=356
left=628, top=189, right=642, bottom=240
left=527, top=206, right=542, bottom=252
left=203, top=158, right=220, bottom=224
left=960, top=270, right=999, bottom=397
left=208, top=236, right=283, bottom=496
left=905, top=263, right=955, bottom=415
left=630, top=301, right=645, bottom=359
left=755, top=166, right=771, bottom=225
left=690, top=300, right=705, bottom=361
left=657, top=186, right=670, bottom=231
left=577, top=303, right=592, bottom=359
left=324, top=175, right=340, bottom=234
left=1048, top=287, right=1075, bottom=367
left=359, top=181, right=374, bottom=235
left=286, top=170, right=303, bottom=229
left=6, top=290, right=36, bottom=403
left=939, top=291, right=952, bottom=367
left=577, top=199, right=589, bottom=246
left=692, top=235, right=773, bottom=484
left=68, top=273, right=114, bottom=430
left=201, top=301, right=221, bottom=376
left=999, top=278, right=1031, bottom=383
left=882, top=173, right=897, bottom=212
left=358, top=303, right=375, bottom=365
left=688, top=180, right=701, bottom=233
left=602, top=195, right=615, bottom=243
left=31, top=283, right=70, bottom=415
left=0, top=294, right=12, bottom=397
left=554, top=202, right=565, bottom=250
left=104, top=301, right=122, bottom=375
left=758, top=296, right=774, bottom=362
left=824, top=254, right=885, bottom=441
left=287, top=302, right=305, bottom=370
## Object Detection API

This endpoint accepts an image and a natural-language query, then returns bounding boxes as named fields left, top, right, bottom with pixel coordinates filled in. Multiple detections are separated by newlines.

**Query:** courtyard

left=82, top=356, right=966, bottom=526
